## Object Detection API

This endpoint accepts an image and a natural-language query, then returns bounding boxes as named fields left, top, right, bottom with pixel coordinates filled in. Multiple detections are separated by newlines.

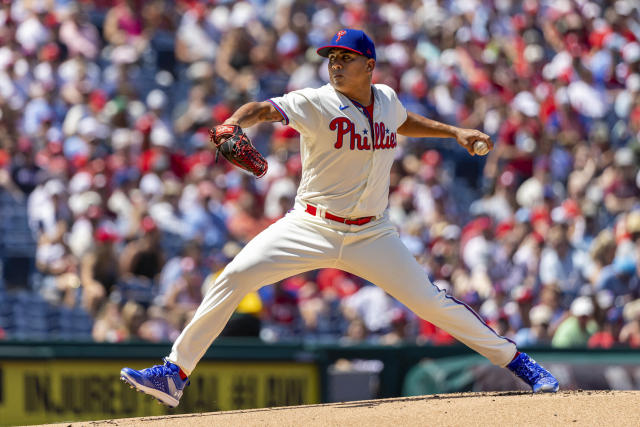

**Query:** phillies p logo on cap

left=316, top=29, right=376, bottom=60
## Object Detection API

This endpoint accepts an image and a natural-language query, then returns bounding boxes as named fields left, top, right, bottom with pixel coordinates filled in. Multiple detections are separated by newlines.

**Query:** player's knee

left=407, top=285, right=448, bottom=315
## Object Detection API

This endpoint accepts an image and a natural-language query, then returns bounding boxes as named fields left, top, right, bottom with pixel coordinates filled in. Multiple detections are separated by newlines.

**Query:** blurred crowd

left=0, top=0, right=640, bottom=349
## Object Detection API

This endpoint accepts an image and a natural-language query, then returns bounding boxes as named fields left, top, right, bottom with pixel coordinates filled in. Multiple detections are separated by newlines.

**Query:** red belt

left=305, top=204, right=375, bottom=225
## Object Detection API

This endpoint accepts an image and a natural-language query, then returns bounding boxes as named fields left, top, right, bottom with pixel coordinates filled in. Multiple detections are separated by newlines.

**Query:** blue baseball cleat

left=120, top=358, right=189, bottom=407
left=507, top=352, right=559, bottom=393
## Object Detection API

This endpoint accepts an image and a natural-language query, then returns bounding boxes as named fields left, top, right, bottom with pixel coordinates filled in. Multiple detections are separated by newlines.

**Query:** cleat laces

left=144, top=361, right=189, bottom=386
left=147, top=364, right=174, bottom=377
left=512, top=361, right=542, bottom=384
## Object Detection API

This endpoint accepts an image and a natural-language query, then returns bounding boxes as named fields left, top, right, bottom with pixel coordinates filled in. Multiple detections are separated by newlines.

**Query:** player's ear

left=366, top=59, right=375, bottom=72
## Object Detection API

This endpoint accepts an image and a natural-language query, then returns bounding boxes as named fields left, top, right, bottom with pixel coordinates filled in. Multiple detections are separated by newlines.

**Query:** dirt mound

left=47, top=390, right=639, bottom=427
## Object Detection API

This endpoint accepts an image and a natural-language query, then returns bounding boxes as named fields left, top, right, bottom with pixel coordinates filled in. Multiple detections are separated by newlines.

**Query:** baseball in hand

left=473, top=140, right=490, bottom=156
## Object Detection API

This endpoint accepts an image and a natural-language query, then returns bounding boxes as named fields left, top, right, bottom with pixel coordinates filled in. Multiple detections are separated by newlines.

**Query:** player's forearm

left=223, top=102, right=281, bottom=128
left=397, top=111, right=461, bottom=139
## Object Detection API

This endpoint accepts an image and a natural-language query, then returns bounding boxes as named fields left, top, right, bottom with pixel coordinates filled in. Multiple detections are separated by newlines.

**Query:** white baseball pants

left=168, top=204, right=516, bottom=375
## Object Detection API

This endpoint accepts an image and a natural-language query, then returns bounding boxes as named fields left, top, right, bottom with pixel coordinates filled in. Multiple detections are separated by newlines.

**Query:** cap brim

left=317, top=45, right=366, bottom=58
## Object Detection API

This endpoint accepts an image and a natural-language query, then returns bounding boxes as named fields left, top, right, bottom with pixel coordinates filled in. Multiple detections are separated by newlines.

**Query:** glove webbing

left=232, top=140, right=267, bottom=178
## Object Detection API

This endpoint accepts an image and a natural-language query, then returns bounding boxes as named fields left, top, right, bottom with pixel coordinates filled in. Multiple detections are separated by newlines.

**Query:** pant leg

left=338, top=220, right=517, bottom=367
left=169, top=214, right=339, bottom=374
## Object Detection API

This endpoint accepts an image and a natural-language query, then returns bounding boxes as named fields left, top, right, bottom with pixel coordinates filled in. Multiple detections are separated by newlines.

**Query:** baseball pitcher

left=121, top=29, right=558, bottom=407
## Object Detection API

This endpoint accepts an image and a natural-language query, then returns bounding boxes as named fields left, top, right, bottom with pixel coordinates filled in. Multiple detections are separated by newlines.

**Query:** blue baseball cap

left=317, top=29, right=376, bottom=60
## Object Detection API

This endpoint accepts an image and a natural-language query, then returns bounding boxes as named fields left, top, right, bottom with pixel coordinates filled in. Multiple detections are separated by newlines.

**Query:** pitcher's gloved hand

left=209, top=124, right=268, bottom=178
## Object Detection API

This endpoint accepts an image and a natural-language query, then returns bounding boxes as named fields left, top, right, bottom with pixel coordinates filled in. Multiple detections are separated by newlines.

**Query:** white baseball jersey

left=268, top=83, right=407, bottom=218
left=167, top=83, right=517, bottom=378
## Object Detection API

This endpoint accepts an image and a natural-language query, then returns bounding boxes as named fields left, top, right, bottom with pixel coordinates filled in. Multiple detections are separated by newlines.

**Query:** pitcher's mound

left=49, top=390, right=639, bottom=426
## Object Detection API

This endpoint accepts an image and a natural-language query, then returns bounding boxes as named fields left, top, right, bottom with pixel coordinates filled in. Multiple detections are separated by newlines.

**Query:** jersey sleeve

left=375, top=84, right=408, bottom=128
left=268, top=89, right=320, bottom=135
left=390, top=88, right=408, bottom=128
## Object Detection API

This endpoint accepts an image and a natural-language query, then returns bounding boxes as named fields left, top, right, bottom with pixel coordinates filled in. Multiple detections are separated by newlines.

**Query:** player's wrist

left=449, top=126, right=463, bottom=139
left=222, top=119, right=240, bottom=127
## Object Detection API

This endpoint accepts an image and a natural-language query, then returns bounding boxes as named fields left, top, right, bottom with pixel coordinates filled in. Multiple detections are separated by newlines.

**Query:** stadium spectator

left=174, top=84, right=212, bottom=135
left=619, top=299, right=640, bottom=348
left=552, top=296, right=599, bottom=348
left=175, top=2, right=220, bottom=64
left=138, top=304, right=181, bottom=342
left=261, top=281, right=300, bottom=341
left=513, top=304, right=554, bottom=347
left=58, top=3, right=101, bottom=60
left=118, top=216, right=164, bottom=305
left=342, top=285, right=397, bottom=338
left=539, top=222, right=584, bottom=304
left=80, top=225, right=120, bottom=314
left=589, top=304, right=625, bottom=349
left=103, top=0, right=148, bottom=57
left=161, top=256, right=204, bottom=314
left=92, top=300, right=130, bottom=343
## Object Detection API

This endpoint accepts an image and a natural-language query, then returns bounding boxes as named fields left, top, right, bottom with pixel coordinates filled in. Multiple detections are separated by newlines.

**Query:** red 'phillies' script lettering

left=372, top=125, right=377, bottom=149
left=330, top=117, right=353, bottom=149
left=360, top=136, right=371, bottom=150
left=330, top=118, right=395, bottom=151
left=351, top=129, right=360, bottom=150
left=377, top=123, right=386, bottom=149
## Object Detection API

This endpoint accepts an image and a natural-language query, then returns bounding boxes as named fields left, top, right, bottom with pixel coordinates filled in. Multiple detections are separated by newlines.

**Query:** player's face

left=327, top=49, right=373, bottom=90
